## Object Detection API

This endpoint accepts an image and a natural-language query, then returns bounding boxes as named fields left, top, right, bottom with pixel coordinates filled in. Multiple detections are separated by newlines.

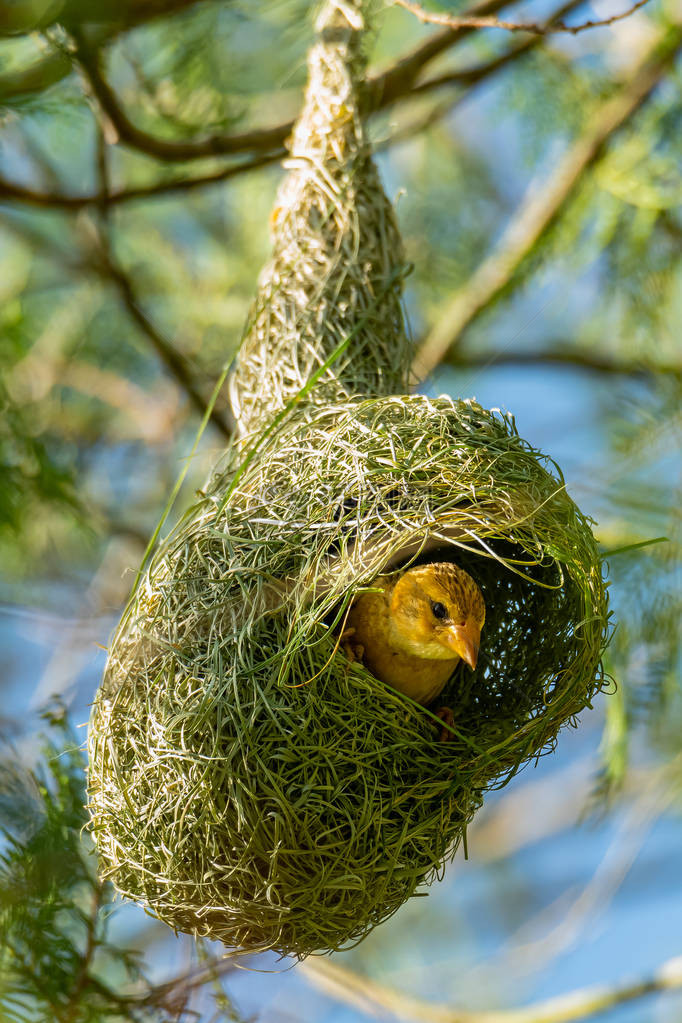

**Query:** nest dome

left=88, top=394, right=609, bottom=958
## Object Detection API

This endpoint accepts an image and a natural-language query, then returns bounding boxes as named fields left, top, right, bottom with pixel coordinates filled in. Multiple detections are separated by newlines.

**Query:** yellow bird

left=342, top=562, right=485, bottom=740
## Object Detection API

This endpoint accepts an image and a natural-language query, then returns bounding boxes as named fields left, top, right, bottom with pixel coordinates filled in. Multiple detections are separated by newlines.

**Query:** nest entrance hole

left=324, top=534, right=582, bottom=759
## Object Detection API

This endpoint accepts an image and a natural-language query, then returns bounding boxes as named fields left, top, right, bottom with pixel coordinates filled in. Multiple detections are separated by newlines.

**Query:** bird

left=342, top=561, right=485, bottom=741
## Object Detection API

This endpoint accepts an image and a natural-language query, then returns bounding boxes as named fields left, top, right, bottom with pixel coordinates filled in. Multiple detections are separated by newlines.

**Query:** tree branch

left=447, top=347, right=682, bottom=378
left=0, top=0, right=209, bottom=37
left=364, top=0, right=515, bottom=110
left=410, top=0, right=586, bottom=97
left=0, top=151, right=281, bottom=209
left=74, top=34, right=290, bottom=162
left=413, top=38, right=535, bottom=94
left=0, top=0, right=595, bottom=171
left=302, top=952, right=682, bottom=1023
left=67, top=0, right=518, bottom=165
left=138, top=955, right=241, bottom=1010
left=91, top=229, right=233, bottom=439
left=412, top=25, right=682, bottom=380
left=62, top=882, right=104, bottom=1023
left=1, top=0, right=588, bottom=212
left=0, top=51, right=72, bottom=101
left=62, top=0, right=208, bottom=27
left=394, top=0, right=652, bottom=36
left=0, top=1, right=208, bottom=99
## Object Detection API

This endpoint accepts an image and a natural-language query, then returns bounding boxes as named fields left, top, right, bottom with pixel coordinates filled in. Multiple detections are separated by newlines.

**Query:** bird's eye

left=431, top=601, right=448, bottom=620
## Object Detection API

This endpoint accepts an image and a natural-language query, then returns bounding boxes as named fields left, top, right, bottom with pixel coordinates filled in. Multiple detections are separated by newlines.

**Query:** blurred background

left=0, top=0, right=680, bottom=1020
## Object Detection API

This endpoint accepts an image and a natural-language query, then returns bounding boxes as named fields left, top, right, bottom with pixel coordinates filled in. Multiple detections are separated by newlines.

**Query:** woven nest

left=87, top=1, right=610, bottom=960
left=88, top=396, right=609, bottom=957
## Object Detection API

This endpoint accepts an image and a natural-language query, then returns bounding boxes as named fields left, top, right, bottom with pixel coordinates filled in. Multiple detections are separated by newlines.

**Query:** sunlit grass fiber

left=88, top=395, right=609, bottom=957
left=87, top=0, right=610, bottom=959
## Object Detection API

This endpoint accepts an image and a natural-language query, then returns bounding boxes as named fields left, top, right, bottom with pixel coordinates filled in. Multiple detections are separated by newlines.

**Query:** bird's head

left=388, top=562, right=485, bottom=668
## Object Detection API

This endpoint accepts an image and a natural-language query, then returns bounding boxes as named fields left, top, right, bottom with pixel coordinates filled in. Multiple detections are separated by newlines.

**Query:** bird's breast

left=367, top=649, right=457, bottom=705
left=345, top=589, right=458, bottom=705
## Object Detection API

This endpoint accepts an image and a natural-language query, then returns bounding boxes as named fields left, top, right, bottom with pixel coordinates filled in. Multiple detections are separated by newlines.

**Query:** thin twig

left=0, top=0, right=585, bottom=213
left=365, top=0, right=516, bottom=108
left=412, top=0, right=587, bottom=96
left=0, top=152, right=283, bottom=209
left=140, top=955, right=242, bottom=1010
left=377, top=0, right=582, bottom=152
left=92, top=228, right=233, bottom=439
left=88, top=103, right=233, bottom=441
left=412, top=26, right=682, bottom=379
left=303, top=761, right=682, bottom=1023
left=302, top=952, right=682, bottom=1023
left=413, top=38, right=536, bottom=93
left=447, top=347, right=682, bottom=378
left=66, top=0, right=518, bottom=165
left=394, top=0, right=652, bottom=36
left=61, top=881, right=104, bottom=1023
left=0, top=1, right=208, bottom=99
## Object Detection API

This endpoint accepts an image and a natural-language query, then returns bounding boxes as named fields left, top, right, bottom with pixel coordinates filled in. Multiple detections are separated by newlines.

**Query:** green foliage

left=396, top=124, right=504, bottom=323
left=0, top=1, right=678, bottom=581
left=598, top=384, right=682, bottom=788
left=0, top=377, right=79, bottom=535
left=0, top=0, right=679, bottom=1009
left=0, top=712, right=139, bottom=1022
left=0, top=711, right=247, bottom=1022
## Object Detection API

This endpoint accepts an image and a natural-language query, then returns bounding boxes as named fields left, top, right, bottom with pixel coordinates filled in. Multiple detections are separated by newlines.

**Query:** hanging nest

left=87, top=0, right=610, bottom=960
left=89, top=396, right=609, bottom=957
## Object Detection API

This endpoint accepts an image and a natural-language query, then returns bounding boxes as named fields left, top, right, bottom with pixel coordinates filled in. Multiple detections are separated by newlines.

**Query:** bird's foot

left=435, top=706, right=456, bottom=743
left=340, top=627, right=365, bottom=666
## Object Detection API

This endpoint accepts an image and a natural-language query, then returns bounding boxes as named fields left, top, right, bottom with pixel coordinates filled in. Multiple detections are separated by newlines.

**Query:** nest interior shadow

left=407, top=536, right=587, bottom=769
left=88, top=395, right=610, bottom=959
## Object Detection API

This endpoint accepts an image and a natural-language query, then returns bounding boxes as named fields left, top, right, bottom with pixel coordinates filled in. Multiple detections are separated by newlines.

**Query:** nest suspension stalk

left=229, top=0, right=412, bottom=439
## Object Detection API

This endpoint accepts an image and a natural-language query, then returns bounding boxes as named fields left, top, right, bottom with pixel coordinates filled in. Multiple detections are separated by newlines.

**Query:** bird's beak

left=443, top=621, right=480, bottom=669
